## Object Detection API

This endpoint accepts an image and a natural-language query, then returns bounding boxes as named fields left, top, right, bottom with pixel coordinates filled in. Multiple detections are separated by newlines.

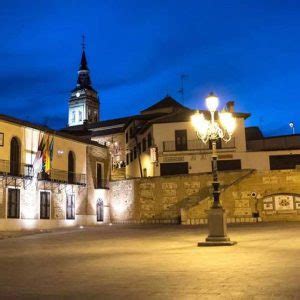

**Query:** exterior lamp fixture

left=289, top=122, right=295, bottom=135
left=191, top=92, right=237, bottom=246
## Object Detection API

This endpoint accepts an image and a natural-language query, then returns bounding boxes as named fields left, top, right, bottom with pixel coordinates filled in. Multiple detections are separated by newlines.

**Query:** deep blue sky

left=1, top=1, right=300, bottom=135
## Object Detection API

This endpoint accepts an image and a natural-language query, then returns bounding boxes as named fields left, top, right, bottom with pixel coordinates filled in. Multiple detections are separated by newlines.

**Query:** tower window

left=78, top=111, right=82, bottom=122
left=72, top=111, right=76, bottom=123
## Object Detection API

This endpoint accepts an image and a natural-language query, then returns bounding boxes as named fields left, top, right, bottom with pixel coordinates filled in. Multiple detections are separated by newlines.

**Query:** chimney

left=226, top=101, right=235, bottom=113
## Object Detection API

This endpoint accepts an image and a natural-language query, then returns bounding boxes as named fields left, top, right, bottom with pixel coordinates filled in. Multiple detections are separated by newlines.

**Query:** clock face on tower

left=76, top=92, right=80, bottom=98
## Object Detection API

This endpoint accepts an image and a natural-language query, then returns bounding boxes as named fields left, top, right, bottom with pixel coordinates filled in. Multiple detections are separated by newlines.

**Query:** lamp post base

left=198, top=207, right=237, bottom=247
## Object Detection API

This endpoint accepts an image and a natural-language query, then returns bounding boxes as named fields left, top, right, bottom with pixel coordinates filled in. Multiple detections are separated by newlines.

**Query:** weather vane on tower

left=81, top=34, right=86, bottom=50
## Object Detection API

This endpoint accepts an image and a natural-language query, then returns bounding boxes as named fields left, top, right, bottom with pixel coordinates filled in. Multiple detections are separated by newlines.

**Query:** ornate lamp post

left=191, top=92, right=237, bottom=246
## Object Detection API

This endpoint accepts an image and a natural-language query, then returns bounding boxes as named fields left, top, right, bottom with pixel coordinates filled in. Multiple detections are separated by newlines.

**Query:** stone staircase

left=111, top=167, right=126, bottom=181
left=180, top=169, right=255, bottom=224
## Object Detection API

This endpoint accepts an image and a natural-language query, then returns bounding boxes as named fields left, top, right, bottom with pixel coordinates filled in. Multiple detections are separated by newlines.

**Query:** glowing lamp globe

left=205, top=92, right=219, bottom=112
left=219, top=111, right=236, bottom=135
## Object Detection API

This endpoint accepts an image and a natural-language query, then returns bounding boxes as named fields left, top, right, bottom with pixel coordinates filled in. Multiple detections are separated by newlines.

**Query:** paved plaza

left=0, top=223, right=299, bottom=299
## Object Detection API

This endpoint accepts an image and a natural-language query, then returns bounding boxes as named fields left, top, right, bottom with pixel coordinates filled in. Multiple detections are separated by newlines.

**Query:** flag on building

left=33, top=132, right=45, bottom=172
left=44, top=136, right=51, bottom=175
left=49, top=137, right=54, bottom=162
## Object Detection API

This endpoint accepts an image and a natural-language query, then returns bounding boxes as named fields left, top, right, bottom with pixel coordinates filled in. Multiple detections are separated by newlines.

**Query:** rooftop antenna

left=178, top=74, right=188, bottom=103
left=81, top=34, right=86, bottom=51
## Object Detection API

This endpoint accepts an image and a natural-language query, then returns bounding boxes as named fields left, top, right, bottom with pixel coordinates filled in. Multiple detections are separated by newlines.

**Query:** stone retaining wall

left=109, top=169, right=300, bottom=224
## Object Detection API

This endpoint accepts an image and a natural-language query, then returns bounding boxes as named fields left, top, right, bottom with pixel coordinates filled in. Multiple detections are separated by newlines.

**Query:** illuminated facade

left=0, top=115, right=109, bottom=230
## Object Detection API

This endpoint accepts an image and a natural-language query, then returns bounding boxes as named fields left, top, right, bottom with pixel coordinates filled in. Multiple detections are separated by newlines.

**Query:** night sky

left=1, top=1, right=300, bottom=135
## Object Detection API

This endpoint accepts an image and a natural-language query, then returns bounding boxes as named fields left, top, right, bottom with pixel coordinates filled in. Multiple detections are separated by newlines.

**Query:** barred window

left=66, top=194, right=75, bottom=220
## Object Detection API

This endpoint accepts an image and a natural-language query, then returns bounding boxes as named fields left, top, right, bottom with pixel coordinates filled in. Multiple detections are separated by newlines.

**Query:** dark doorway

left=40, top=191, right=51, bottom=219
left=217, top=159, right=242, bottom=171
left=7, top=188, right=20, bottom=218
left=175, top=130, right=187, bottom=151
left=97, top=199, right=104, bottom=222
left=160, top=162, right=189, bottom=176
left=68, top=151, right=75, bottom=183
left=269, top=155, right=300, bottom=170
left=10, top=137, right=20, bottom=175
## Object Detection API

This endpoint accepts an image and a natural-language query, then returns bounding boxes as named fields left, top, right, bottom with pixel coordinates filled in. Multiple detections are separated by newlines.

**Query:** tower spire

left=68, top=37, right=100, bottom=126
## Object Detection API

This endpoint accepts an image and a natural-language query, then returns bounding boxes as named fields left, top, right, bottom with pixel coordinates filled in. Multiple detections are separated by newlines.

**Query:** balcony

left=0, top=159, right=33, bottom=178
left=38, top=169, right=86, bottom=186
left=163, top=138, right=235, bottom=152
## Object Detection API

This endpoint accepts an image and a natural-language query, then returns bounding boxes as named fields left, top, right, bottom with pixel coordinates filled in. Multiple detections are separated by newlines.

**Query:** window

left=137, top=143, right=141, bottom=154
left=130, top=151, right=133, bottom=162
left=72, top=111, right=76, bottom=122
left=126, top=132, right=129, bottom=143
left=10, top=137, right=20, bottom=175
left=147, top=133, right=152, bottom=147
left=66, top=194, right=75, bottom=219
left=175, top=130, right=187, bottom=151
left=142, top=138, right=146, bottom=152
left=40, top=191, right=50, bottom=219
left=126, top=153, right=129, bottom=165
left=78, top=111, right=82, bottom=122
left=68, top=151, right=75, bottom=184
left=133, top=146, right=137, bottom=159
left=96, top=163, right=103, bottom=188
left=97, top=199, right=104, bottom=222
left=7, top=188, right=20, bottom=218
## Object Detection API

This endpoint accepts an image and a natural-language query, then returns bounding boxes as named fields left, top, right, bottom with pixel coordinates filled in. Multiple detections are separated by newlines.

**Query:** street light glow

left=205, top=92, right=219, bottom=112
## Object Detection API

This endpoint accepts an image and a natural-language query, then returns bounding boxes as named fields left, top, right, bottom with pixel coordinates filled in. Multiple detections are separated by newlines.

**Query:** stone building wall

left=109, top=169, right=300, bottom=224
left=109, top=170, right=251, bottom=224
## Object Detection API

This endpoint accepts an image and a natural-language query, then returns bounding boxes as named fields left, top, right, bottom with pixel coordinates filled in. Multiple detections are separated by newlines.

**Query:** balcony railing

left=0, top=159, right=33, bottom=178
left=38, top=169, right=86, bottom=186
left=163, top=138, right=236, bottom=152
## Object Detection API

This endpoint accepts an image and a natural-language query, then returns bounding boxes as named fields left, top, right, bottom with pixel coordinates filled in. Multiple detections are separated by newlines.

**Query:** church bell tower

left=68, top=38, right=100, bottom=127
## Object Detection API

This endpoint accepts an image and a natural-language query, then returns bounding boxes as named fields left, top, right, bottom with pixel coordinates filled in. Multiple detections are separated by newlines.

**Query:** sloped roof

left=0, top=114, right=105, bottom=148
left=141, top=95, right=185, bottom=113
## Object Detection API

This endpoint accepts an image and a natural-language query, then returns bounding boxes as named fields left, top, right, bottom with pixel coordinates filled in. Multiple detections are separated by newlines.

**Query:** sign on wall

left=274, top=195, right=294, bottom=210
left=150, top=146, right=158, bottom=163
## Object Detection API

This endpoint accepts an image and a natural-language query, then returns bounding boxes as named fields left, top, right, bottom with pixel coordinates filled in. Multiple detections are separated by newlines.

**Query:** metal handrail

left=163, top=138, right=235, bottom=152
left=0, top=159, right=33, bottom=178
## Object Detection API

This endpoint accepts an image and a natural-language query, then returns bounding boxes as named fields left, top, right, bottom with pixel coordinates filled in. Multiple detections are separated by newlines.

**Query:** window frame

left=66, top=194, right=75, bottom=220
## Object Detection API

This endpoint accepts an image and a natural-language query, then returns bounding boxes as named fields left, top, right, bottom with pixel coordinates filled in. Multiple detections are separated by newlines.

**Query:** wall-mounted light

left=57, top=150, right=64, bottom=156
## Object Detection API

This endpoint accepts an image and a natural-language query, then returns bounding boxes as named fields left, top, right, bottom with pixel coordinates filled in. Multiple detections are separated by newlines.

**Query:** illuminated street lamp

left=191, top=92, right=237, bottom=246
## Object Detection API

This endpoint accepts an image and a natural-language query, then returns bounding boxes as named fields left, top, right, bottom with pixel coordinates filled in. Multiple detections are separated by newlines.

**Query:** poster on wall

left=274, top=195, right=294, bottom=211
left=0, top=132, right=3, bottom=146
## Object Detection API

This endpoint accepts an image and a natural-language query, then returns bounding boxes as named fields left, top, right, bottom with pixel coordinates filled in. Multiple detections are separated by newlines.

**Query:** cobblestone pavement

left=0, top=223, right=299, bottom=299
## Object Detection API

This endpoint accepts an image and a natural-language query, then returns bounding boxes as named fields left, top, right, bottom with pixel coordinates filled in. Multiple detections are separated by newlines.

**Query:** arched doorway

left=68, top=151, right=75, bottom=183
left=10, top=137, right=20, bottom=175
left=97, top=199, right=104, bottom=222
